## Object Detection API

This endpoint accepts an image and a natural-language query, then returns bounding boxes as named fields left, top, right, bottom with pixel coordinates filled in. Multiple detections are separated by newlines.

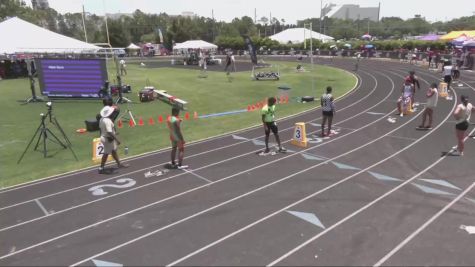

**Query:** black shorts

left=456, top=121, right=469, bottom=131
left=264, top=122, right=278, bottom=135
left=322, top=110, right=334, bottom=117
left=444, top=75, right=452, bottom=84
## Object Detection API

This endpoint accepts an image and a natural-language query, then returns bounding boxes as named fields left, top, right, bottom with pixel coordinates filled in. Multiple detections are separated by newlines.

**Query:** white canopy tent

left=0, top=17, right=101, bottom=54
left=270, top=28, right=334, bottom=44
left=126, top=43, right=141, bottom=49
left=173, top=40, right=217, bottom=50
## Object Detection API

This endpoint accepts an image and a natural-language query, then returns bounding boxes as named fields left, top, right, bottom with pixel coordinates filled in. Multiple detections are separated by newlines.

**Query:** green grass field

left=0, top=60, right=356, bottom=187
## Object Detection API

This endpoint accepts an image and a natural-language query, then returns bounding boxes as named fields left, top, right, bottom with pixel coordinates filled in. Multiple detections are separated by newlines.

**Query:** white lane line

left=0, top=65, right=360, bottom=194
left=71, top=74, right=416, bottom=267
left=0, top=72, right=367, bottom=211
left=167, top=73, right=449, bottom=266
left=0, top=70, right=380, bottom=232
left=34, top=199, right=48, bottom=216
left=386, top=135, right=419, bottom=141
left=183, top=169, right=212, bottom=184
left=374, top=181, right=475, bottom=267
left=0, top=71, right=387, bottom=262
left=266, top=65, right=462, bottom=267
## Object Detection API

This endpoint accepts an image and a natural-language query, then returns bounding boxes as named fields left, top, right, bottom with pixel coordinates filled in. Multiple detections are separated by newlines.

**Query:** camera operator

left=98, top=106, right=128, bottom=174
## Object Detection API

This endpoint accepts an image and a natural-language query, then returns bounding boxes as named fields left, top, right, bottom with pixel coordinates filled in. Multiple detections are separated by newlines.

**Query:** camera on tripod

left=18, top=100, right=78, bottom=163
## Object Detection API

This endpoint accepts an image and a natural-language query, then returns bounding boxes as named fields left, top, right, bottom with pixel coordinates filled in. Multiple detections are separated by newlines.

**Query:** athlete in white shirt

left=452, top=95, right=475, bottom=156
left=419, top=83, right=438, bottom=129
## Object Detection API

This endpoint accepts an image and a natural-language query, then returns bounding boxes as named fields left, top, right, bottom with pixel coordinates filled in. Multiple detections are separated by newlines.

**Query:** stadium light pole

left=304, top=22, right=315, bottom=93
left=303, top=22, right=313, bottom=67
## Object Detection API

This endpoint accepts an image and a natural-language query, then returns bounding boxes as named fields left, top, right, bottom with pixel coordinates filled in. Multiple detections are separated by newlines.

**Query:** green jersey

left=262, top=104, right=276, bottom=123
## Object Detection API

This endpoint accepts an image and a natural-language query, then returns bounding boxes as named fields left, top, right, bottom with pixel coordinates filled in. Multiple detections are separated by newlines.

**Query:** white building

left=270, top=28, right=334, bottom=44
left=323, top=3, right=380, bottom=21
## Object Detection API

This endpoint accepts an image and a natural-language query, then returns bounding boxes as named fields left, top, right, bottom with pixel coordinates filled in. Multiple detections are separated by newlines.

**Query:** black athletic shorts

left=456, top=121, right=469, bottom=131
left=322, top=110, right=334, bottom=117
left=264, top=122, right=278, bottom=135
left=444, top=75, right=452, bottom=84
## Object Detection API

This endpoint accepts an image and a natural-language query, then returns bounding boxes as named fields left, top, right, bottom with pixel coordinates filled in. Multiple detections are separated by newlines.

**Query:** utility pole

left=81, top=5, right=88, bottom=43
left=254, top=8, right=257, bottom=24
left=103, top=0, right=110, bottom=46
left=304, top=22, right=315, bottom=93
left=319, top=0, right=323, bottom=34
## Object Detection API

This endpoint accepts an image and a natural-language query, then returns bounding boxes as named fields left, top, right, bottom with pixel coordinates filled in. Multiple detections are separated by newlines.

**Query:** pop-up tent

left=0, top=17, right=100, bottom=54
left=270, top=28, right=334, bottom=44
left=173, top=40, right=217, bottom=50
left=126, top=43, right=141, bottom=49
left=440, top=30, right=475, bottom=40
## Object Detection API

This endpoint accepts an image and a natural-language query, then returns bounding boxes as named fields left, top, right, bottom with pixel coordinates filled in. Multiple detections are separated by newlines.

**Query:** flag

left=243, top=36, right=257, bottom=65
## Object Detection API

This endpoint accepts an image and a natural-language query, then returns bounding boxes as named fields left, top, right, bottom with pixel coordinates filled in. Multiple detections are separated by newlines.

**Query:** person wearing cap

left=98, top=106, right=128, bottom=174
left=167, top=107, right=188, bottom=169
left=452, top=95, right=475, bottom=156
left=418, top=83, right=438, bottom=129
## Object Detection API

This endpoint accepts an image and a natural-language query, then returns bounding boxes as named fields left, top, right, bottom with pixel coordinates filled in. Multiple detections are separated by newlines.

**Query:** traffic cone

left=185, top=112, right=190, bottom=120
left=167, top=115, right=171, bottom=122
left=138, top=117, right=144, bottom=126
left=252, top=104, right=256, bottom=111
left=117, top=119, right=123, bottom=128
left=148, top=117, right=155, bottom=125
left=158, top=115, right=163, bottom=123
left=247, top=105, right=252, bottom=112
left=285, top=95, right=289, bottom=103
left=193, top=111, right=198, bottom=119
left=129, top=119, right=135, bottom=127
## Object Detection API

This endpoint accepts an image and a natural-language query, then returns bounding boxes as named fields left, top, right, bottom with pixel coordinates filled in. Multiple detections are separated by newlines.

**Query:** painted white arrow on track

left=460, top=225, right=475, bottom=234
left=232, top=135, right=249, bottom=141
left=332, top=162, right=361, bottom=171
left=287, top=211, right=325, bottom=229
left=367, top=112, right=386, bottom=115
left=92, top=259, right=123, bottom=267
left=419, top=179, right=461, bottom=190
left=412, top=183, right=454, bottom=196
left=368, top=171, right=402, bottom=182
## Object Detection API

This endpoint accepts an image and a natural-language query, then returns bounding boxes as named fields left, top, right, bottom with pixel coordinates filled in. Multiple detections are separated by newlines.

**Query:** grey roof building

left=323, top=3, right=381, bottom=21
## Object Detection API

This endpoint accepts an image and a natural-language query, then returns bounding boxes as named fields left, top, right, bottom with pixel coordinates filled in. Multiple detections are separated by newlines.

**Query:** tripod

left=17, top=106, right=78, bottom=163
left=117, top=101, right=136, bottom=125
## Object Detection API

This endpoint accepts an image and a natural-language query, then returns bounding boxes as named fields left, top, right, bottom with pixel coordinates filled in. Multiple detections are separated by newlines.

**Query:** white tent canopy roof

left=173, top=40, right=217, bottom=50
left=127, top=43, right=141, bottom=49
left=270, top=28, right=334, bottom=44
left=0, top=17, right=101, bottom=54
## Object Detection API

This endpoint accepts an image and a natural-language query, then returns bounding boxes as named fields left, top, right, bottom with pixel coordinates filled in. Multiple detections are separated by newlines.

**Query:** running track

left=1, top=58, right=475, bottom=266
